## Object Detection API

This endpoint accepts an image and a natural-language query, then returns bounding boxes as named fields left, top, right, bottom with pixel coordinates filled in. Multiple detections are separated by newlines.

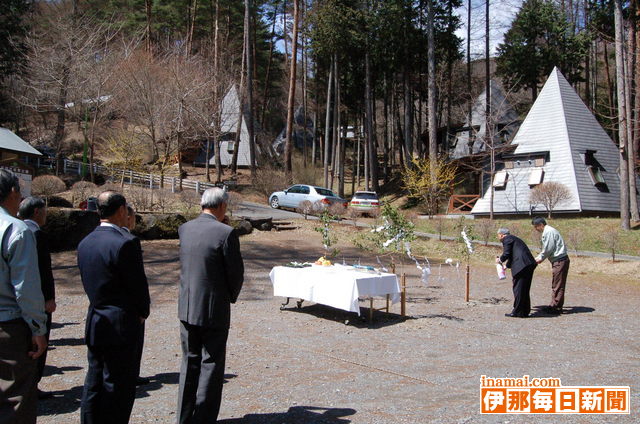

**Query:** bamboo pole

left=401, top=273, right=406, bottom=317
left=465, top=264, right=470, bottom=302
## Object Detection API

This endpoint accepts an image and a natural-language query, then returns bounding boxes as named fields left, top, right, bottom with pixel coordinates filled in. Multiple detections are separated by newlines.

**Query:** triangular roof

left=0, top=128, right=42, bottom=156
left=450, top=80, right=520, bottom=159
left=472, top=67, right=621, bottom=215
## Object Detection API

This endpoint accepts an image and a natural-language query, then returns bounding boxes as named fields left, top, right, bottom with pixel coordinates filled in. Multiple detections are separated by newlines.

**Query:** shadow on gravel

left=51, top=321, right=79, bottom=329
left=37, top=384, right=83, bottom=416
left=49, top=337, right=85, bottom=347
left=136, top=372, right=178, bottom=399
left=412, top=313, right=464, bottom=322
left=283, top=304, right=406, bottom=329
left=218, top=406, right=356, bottom=423
left=528, top=305, right=595, bottom=318
left=43, top=364, right=83, bottom=377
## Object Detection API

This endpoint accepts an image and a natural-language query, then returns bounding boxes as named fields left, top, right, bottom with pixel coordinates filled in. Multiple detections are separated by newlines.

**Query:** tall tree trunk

left=603, top=42, right=616, bottom=135
left=284, top=0, right=299, bottom=182
left=323, top=60, right=333, bottom=187
left=145, top=0, right=153, bottom=54
left=365, top=51, right=379, bottom=192
left=187, top=0, right=198, bottom=55
left=486, top=0, right=493, bottom=219
left=634, top=0, right=640, bottom=162
left=261, top=4, right=278, bottom=127
left=403, top=71, right=413, bottom=166
left=467, top=0, right=473, bottom=156
left=627, top=3, right=639, bottom=221
left=615, top=0, right=630, bottom=229
left=213, top=0, right=222, bottom=183
left=302, top=29, right=308, bottom=167
left=331, top=56, right=340, bottom=191
left=427, top=0, right=437, bottom=170
left=244, top=0, right=256, bottom=175
left=231, top=31, right=246, bottom=175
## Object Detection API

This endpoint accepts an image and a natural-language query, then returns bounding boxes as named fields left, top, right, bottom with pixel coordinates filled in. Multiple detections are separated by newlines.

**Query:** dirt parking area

left=37, top=222, right=638, bottom=423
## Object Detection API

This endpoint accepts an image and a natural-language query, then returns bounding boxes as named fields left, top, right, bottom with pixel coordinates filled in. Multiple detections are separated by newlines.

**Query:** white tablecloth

left=269, top=264, right=400, bottom=315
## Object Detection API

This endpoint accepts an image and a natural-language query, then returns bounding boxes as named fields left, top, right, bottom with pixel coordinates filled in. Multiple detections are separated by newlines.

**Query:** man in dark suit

left=77, top=191, right=150, bottom=424
left=496, top=228, right=537, bottom=318
left=121, top=204, right=150, bottom=386
left=19, top=196, right=56, bottom=399
left=177, top=187, right=244, bottom=423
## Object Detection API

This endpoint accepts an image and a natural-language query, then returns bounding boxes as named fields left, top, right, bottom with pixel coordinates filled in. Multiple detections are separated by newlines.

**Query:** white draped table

left=269, top=264, right=400, bottom=316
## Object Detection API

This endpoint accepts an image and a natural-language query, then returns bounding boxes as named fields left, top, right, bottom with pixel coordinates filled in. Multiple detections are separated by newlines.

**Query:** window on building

left=219, top=132, right=237, bottom=154
left=493, top=170, right=508, bottom=189
left=583, top=150, right=609, bottom=191
left=504, top=161, right=514, bottom=169
left=534, top=158, right=545, bottom=167
left=528, top=168, right=544, bottom=186
left=226, top=141, right=234, bottom=154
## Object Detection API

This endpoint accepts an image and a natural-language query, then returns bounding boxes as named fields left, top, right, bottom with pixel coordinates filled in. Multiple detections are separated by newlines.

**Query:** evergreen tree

left=496, top=0, right=590, bottom=101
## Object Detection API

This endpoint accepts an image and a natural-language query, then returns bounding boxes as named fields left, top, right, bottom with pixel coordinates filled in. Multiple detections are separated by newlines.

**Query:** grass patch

left=412, top=216, right=640, bottom=257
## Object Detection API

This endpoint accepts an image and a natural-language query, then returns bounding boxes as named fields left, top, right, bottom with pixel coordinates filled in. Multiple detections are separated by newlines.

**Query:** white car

left=349, top=191, right=380, bottom=216
left=269, top=185, right=347, bottom=210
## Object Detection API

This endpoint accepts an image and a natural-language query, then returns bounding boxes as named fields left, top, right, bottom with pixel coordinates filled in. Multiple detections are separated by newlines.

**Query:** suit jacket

left=500, top=234, right=537, bottom=276
left=178, top=213, right=244, bottom=329
left=77, top=226, right=150, bottom=347
left=34, top=229, right=55, bottom=301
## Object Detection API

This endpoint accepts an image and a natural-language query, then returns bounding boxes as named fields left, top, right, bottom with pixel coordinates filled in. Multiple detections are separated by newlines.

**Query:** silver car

left=269, top=184, right=347, bottom=210
left=349, top=191, right=380, bottom=216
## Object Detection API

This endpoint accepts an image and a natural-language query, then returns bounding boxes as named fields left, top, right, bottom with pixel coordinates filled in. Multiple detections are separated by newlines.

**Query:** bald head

left=97, top=191, right=127, bottom=224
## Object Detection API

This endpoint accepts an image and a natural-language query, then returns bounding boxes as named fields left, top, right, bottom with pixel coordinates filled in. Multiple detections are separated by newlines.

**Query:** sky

left=455, top=0, right=524, bottom=57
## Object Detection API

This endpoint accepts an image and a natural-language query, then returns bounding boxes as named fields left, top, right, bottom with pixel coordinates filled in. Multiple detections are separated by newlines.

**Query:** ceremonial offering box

left=269, top=264, right=400, bottom=316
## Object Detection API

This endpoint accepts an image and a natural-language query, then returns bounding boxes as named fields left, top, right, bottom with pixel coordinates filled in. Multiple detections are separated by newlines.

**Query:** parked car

left=349, top=191, right=380, bottom=216
left=269, top=184, right=347, bottom=210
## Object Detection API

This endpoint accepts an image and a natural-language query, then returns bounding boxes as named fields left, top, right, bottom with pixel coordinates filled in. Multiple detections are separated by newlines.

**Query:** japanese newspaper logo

left=480, top=375, right=630, bottom=414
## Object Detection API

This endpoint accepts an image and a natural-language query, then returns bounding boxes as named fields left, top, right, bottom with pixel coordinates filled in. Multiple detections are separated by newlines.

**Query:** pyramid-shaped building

left=472, top=67, right=625, bottom=216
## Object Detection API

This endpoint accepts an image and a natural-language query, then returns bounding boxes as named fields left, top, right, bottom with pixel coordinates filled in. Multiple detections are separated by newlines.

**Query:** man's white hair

left=497, top=228, right=510, bottom=235
left=200, top=187, right=228, bottom=209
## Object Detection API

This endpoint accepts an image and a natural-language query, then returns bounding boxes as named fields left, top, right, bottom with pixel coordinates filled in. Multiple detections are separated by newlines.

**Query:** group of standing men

left=0, top=165, right=244, bottom=424
left=497, top=217, right=571, bottom=318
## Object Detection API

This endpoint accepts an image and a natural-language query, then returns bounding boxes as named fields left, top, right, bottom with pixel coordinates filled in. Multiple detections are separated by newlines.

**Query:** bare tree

left=529, top=182, right=573, bottom=218
left=614, top=0, right=630, bottom=230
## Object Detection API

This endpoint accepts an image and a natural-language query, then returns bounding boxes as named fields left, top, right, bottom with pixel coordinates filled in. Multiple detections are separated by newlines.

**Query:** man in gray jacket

left=0, top=170, right=47, bottom=423
left=177, top=187, right=244, bottom=423
left=532, top=217, right=569, bottom=314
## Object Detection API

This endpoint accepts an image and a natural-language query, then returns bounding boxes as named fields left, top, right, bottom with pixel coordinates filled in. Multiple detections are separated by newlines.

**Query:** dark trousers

left=550, top=257, right=570, bottom=309
left=37, top=312, right=52, bottom=383
left=0, top=319, right=38, bottom=424
left=134, top=321, right=145, bottom=379
left=512, top=265, right=535, bottom=317
left=177, top=321, right=229, bottom=424
left=81, top=340, right=140, bottom=424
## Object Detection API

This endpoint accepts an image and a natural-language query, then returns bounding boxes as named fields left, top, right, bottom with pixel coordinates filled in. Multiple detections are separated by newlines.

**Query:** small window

left=504, top=161, right=514, bottom=169
left=493, top=170, right=508, bottom=189
left=534, top=158, right=545, bottom=167
left=226, top=141, right=234, bottom=154
left=528, top=168, right=544, bottom=186
left=587, top=166, right=605, bottom=185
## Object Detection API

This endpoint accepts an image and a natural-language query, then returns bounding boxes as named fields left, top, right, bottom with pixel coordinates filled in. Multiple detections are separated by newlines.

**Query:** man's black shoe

left=136, top=377, right=150, bottom=386
left=505, top=313, right=528, bottom=318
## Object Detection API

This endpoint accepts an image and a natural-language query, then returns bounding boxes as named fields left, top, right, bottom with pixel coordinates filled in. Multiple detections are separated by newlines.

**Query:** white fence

left=57, top=159, right=227, bottom=194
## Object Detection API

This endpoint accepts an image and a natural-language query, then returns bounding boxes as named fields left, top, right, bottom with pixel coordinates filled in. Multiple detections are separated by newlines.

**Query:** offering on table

left=284, top=261, right=312, bottom=268
left=314, top=256, right=332, bottom=266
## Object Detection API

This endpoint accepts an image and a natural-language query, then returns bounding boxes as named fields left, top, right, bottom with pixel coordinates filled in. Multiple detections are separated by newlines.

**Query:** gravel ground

left=37, top=222, right=638, bottom=423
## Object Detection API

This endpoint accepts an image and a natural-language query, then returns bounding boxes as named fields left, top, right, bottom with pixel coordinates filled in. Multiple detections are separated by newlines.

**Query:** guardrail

left=52, top=159, right=229, bottom=194
left=447, top=194, right=480, bottom=214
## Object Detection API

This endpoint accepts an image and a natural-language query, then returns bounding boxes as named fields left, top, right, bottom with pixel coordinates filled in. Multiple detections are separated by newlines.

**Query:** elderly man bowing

left=496, top=228, right=537, bottom=318
left=177, top=187, right=244, bottom=424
